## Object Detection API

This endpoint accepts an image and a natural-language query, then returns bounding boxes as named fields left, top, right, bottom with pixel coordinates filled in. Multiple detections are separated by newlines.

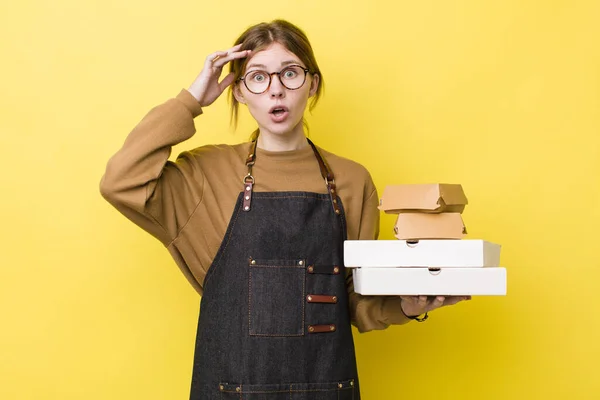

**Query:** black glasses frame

left=239, top=65, right=311, bottom=94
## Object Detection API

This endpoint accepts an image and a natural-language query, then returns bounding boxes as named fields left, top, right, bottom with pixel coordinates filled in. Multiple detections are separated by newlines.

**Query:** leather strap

left=242, top=137, right=340, bottom=215
left=307, top=324, right=336, bottom=333
left=307, top=265, right=341, bottom=275
left=242, top=140, right=258, bottom=212
left=306, top=294, right=338, bottom=304
left=307, top=138, right=341, bottom=215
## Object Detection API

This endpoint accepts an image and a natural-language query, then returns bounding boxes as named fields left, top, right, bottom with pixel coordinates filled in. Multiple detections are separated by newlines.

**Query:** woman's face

left=234, top=42, right=319, bottom=139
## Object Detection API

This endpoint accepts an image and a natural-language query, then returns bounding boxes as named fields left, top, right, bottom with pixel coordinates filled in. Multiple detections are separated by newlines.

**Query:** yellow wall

left=1, top=0, right=598, bottom=399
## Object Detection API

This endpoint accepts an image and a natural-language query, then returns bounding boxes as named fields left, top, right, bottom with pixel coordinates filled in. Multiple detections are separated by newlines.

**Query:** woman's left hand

left=400, top=295, right=471, bottom=318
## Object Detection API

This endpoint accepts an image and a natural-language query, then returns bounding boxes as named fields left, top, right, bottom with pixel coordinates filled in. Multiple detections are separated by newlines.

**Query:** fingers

left=213, top=50, right=251, bottom=69
left=442, top=295, right=471, bottom=306
left=228, top=43, right=244, bottom=52
left=400, top=294, right=471, bottom=317
left=416, top=296, right=444, bottom=313
left=205, top=47, right=251, bottom=70
left=205, top=51, right=226, bottom=67
left=205, top=44, right=243, bottom=63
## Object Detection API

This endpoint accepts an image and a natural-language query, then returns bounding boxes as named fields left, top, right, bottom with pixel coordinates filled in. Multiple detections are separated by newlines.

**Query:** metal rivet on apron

left=332, top=296, right=338, bottom=303
left=350, top=380, right=354, bottom=386
left=335, top=209, right=340, bottom=214
left=333, top=199, right=337, bottom=203
left=236, top=386, right=241, bottom=392
left=307, top=266, right=314, bottom=273
left=307, top=295, right=312, bottom=301
left=244, top=206, right=250, bottom=211
left=330, top=325, right=336, bottom=331
left=333, top=266, right=340, bottom=274
left=298, top=260, right=304, bottom=266
left=245, top=195, right=250, bottom=200
left=308, top=326, right=315, bottom=332
left=245, top=186, right=251, bottom=191
left=250, top=259, right=256, bottom=265
left=219, top=385, right=224, bottom=391
left=338, top=383, right=343, bottom=388
left=330, top=189, right=335, bottom=194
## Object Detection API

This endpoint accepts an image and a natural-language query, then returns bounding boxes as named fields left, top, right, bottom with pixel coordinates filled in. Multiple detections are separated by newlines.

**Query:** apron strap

left=242, top=140, right=258, bottom=212
left=306, top=138, right=341, bottom=215
left=242, top=137, right=341, bottom=215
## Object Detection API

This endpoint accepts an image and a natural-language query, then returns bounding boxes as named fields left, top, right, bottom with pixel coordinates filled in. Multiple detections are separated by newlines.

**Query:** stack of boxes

left=385, top=184, right=468, bottom=240
left=344, top=184, right=507, bottom=296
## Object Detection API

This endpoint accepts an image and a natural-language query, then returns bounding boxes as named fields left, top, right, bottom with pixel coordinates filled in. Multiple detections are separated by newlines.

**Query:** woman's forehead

left=245, top=42, right=302, bottom=69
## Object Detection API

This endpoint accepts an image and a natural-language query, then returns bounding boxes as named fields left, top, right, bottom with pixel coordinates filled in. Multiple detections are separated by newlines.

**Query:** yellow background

left=1, top=0, right=599, bottom=399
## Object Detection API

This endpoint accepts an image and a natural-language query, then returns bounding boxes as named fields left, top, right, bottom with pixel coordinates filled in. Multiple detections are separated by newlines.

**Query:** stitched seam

left=167, top=194, right=203, bottom=246
left=165, top=164, right=206, bottom=246
left=220, top=380, right=354, bottom=393
left=249, top=333, right=304, bottom=337
left=222, top=388, right=347, bottom=393
left=248, top=258, right=303, bottom=267
left=250, top=195, right=329, bottom=200
left=248, top=268, right=252, bottom=335
left=301, top=259, right=305, bottom=336
left=144, top=210, right=171, bottom=245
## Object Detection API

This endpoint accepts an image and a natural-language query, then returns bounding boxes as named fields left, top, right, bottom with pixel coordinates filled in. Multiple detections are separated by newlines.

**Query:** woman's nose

left=269, top=75, right=285, bottom=98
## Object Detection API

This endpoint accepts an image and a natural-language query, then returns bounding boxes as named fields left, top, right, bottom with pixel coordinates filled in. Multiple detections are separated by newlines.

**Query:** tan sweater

left=99, top=89, right=410, bottom=333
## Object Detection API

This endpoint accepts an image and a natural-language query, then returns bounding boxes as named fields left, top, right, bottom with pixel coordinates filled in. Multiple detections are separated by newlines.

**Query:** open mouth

left=269, top=106, right=289, bottom=115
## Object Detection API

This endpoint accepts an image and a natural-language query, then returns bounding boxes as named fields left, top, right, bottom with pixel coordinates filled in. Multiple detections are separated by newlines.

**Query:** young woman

left=100, top=19, right=468, bottom=400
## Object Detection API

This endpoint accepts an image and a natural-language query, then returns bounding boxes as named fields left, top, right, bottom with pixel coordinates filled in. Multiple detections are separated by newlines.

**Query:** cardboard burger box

left=379, top=184, right=468, bottom=214
left=380, top=183, right=469, bottom=240
left=394, top=213, right=467, bottom=240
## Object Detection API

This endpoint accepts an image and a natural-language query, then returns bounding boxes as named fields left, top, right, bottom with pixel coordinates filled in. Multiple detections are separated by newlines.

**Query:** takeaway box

left=344, top=239, right=501, bottom=268
left=394, top=213, right=467, bottom=240
left=344, top=239, right=507, bottom=296
left=379, top=183, right=468, bottom=214
left=350, top=267, right=507, bottom=296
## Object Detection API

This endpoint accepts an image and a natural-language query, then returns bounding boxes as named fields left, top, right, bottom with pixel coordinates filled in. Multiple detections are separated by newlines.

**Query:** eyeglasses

left=239, top=65, right=311, bottom=94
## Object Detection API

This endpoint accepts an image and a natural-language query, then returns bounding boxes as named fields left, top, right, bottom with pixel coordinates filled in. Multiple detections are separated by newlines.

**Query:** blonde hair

left=228, top=20, right=324, bottom=141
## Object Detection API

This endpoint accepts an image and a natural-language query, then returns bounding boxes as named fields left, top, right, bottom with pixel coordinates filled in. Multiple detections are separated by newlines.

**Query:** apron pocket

left=219, top=380, right=356, bottom=400
left=248, top=258, right=305, bottom=336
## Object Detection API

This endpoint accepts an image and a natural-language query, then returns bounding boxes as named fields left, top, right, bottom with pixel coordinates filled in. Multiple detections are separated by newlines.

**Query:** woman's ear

left=233, top=84, right=246, bottom=104
left=309, top=74, right=320, bottom=97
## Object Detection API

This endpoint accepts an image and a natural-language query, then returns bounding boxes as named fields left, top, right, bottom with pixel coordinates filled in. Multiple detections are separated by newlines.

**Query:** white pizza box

left=352, top=267, right=507, bottom=296
left=344, top=240, right=501, bottom=268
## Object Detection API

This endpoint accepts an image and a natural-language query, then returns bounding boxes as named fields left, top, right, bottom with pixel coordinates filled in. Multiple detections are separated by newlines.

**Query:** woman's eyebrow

left=246, top=63, right=267, bottom=70
left=246, top=60, right=301, bottom=70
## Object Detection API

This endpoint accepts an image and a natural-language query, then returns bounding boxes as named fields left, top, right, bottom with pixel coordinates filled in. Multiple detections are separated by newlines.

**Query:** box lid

left=379, top=184, right=468, bottom=214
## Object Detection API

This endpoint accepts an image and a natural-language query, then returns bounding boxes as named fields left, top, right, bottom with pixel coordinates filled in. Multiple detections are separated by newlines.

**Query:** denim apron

left=189, top=138, right=360, bottom=399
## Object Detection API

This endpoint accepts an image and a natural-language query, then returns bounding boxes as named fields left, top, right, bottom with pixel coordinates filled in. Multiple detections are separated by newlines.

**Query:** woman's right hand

left=187, top=44, right=251, bottom=108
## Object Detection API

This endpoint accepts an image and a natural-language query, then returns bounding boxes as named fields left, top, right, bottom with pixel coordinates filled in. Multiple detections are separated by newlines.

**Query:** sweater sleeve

left=347, top=183, right=413, bottom=333
left=99, top=89, right=205, bottom=245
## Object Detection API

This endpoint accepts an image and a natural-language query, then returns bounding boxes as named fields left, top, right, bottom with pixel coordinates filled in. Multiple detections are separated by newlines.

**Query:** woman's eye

left=249, top=72, right=267, bottom=82
left=283, top=70, right=297, bottom=79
